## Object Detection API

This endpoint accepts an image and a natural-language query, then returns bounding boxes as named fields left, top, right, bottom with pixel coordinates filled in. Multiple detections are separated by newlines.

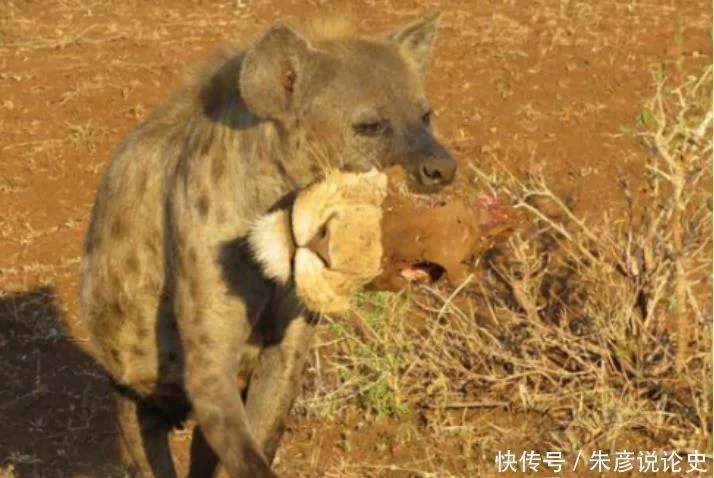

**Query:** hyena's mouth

left=394, top=173, right=450, bottom=209
left=405, top=171, right=450, bottom=195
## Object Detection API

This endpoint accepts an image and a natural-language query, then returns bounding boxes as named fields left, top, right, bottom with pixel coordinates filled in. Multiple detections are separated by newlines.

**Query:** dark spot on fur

left=196, top=194, right=210, bottom=217
left=211, top=156, right=226, bottom=183
left=188, top=247, right=197, bottom=265
left=200, top=372, right=225, bottom=394
left=189, top=277, right=200, bottom=298
left=136, top=327, right=149, bottom=340
left=274, top=160, right=288, bottom=177
left=109, top=216, right=126, bottom=238
left=199, top=131, right=214, bottom=157
left=176, top=234, right=187, bottom=252
left=109, top=299, right=123, bottom=316
left=130, top=344, right=146, bottom=358
left=125, top=256, right=140, bottom=273
left=187, top=350, right=204, bottom=369
left=144, top=236, right=160, bottom=256
left=198, top=333, right=212, bottom=347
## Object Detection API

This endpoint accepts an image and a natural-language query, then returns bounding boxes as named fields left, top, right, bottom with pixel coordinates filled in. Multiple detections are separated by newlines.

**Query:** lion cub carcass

left=249, top=169, right=387, bottom=314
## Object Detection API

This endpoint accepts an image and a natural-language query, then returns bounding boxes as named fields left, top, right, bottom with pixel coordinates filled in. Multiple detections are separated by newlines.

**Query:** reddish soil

left=0, top=1, right=711, bottom=477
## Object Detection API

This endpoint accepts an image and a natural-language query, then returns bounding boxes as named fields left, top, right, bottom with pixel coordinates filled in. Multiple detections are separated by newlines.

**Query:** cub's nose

left=305, top=222, right=332, bottom=268
left=418, top=154, right=456, bottom=189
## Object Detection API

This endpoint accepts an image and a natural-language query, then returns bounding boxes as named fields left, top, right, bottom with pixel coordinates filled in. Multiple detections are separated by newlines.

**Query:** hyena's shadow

left=0, top=286, right=125, bottom=478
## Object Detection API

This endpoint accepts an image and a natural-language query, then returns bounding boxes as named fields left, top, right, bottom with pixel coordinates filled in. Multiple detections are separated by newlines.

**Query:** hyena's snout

left=410, top=134, right=457, bottom=193
left=418, top=153, right=456, bottom=190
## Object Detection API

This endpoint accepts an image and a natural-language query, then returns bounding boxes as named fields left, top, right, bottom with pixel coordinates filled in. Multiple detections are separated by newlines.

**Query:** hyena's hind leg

left=116, top=392, right=178, bottom=478
left=186, top=426, right=221, bottom=478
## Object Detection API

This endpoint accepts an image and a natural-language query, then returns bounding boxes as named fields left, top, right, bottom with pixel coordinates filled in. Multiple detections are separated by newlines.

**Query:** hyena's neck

left=243, top=126, right=323, bottom=215
left=199, top=118, right=316, bottom=226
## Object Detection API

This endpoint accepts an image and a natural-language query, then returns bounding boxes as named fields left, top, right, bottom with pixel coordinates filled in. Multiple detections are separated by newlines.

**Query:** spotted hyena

left=79, top=14, right=456, bottom=478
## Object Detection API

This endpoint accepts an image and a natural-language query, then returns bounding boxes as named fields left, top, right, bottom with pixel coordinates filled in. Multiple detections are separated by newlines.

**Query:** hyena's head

left=240, top=14, right=456, bottom=194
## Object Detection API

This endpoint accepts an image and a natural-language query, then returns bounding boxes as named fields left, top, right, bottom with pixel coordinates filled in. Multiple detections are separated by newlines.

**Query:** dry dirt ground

left=0, top=1, right=712, bottom=477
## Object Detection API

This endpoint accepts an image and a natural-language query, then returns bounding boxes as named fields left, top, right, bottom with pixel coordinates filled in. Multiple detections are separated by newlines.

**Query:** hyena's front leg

left=244, top=295, right=317, bottom=463
left=174, top=242, right=276, bottom=478
left=176, top=287, right=276, bottom=477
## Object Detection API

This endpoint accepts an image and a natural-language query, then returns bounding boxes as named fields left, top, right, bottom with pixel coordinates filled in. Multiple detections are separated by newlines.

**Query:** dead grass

left=297, top=65, right=713, bottom=473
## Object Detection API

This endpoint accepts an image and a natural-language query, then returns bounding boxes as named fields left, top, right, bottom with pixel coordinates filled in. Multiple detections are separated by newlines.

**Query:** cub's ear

left=388, top=12, right=440, bottom=71
left=239, top=23, right=312, bottom=120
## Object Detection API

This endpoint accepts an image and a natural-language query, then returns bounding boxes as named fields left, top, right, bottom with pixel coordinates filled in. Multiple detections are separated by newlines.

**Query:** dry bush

left=295, top=66, right=712, bottom=466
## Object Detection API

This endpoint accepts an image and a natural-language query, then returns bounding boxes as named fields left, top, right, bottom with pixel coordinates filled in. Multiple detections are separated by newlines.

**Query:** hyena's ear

left=388, top=13, right=440, bottom=71
left=240, top=23, right=312, bottom=120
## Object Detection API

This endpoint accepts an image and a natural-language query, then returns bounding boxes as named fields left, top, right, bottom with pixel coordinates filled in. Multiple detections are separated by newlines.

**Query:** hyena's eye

left=353, top=120, right=388, bottom=137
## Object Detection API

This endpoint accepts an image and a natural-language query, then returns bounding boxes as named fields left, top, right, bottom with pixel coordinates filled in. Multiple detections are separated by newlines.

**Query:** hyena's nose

left=418, top=154, right=456, bottom=189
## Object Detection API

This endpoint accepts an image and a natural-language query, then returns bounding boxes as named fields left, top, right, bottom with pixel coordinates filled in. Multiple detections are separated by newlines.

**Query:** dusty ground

left=0, top=0, right=711, bottom=477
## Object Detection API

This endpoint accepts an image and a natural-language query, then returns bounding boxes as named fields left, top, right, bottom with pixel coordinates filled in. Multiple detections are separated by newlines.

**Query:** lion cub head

left=248, top=169, right=387, bottom=314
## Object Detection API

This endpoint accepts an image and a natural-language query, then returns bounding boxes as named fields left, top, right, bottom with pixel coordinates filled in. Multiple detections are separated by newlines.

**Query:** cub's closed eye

left=353, top=121, right=386, bottom=137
